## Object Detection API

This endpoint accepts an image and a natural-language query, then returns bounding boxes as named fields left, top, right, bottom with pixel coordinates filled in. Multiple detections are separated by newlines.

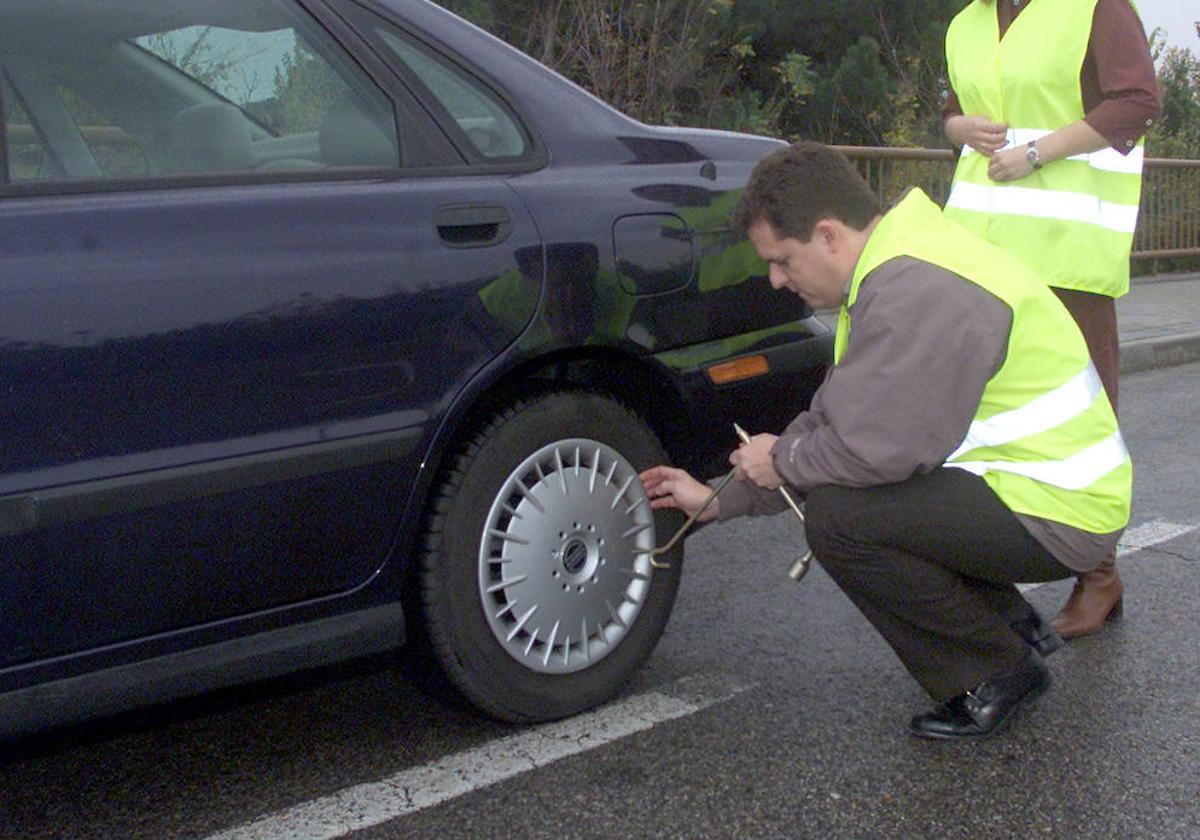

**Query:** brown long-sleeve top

left=942, top=0, right=1161, bottom=153
left=716, top=256, right=1121, bottom=573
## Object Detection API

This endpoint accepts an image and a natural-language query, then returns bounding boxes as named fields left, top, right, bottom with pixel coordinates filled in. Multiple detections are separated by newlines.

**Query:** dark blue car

left=0, top=0, right=831, bottom=734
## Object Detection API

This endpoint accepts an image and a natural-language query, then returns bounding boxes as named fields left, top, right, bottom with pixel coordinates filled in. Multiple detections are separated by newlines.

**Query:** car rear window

left=373, top=28, right=529, bottom=162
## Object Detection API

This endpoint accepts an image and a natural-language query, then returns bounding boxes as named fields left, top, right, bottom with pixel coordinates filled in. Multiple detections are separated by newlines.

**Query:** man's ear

left=812, top=218, right=840, bottom=252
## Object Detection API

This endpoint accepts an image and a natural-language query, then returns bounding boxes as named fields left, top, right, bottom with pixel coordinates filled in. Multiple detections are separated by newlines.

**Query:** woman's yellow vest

left=835, top=190, right=1131, bottom=534
left=944, top=0, right=1144, bottom=297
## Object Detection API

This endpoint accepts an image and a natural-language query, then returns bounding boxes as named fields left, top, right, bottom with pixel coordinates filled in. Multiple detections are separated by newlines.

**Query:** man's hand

left=640, top=466, right=720, bottom=522
left=730, top=432, right=784, bottom=489
left=945, top=114, right=1008, bottom=156
left=987, top=144, right=1036, bottom=182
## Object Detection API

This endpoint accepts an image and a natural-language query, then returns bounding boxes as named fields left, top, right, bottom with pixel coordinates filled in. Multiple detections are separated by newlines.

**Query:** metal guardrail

left=834, top=145, right=1200, bottom=263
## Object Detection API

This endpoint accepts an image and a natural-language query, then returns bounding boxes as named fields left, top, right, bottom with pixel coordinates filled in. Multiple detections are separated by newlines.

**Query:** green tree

left=802, top=36, right=891, bottom=145
left=1147, top=43, right=1200, bottom=158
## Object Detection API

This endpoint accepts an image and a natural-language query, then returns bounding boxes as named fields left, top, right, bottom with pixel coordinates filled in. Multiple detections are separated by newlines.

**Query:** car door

left=0, top=0, right=542, bottom=668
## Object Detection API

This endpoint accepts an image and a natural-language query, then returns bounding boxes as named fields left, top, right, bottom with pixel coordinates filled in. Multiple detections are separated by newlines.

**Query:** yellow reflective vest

left=836, top=190, right=1131, bottom=534
left=944, top=0, right=1144, bottom=298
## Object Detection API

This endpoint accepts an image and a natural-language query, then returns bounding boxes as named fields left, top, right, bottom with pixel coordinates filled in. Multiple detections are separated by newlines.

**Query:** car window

left=372, top=28, right=529, bottom=161
left=0, top=0, right=401, bottom=183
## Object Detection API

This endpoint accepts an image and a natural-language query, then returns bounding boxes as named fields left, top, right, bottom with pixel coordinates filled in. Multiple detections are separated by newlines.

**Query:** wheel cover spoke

left=478, top=438, right=656, bottom=674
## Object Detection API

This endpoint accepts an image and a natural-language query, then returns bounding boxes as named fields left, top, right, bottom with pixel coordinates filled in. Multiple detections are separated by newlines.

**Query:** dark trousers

left=805, top=468, right=1073, bottom=702
left=1053, top=287, right=1119, bottom=412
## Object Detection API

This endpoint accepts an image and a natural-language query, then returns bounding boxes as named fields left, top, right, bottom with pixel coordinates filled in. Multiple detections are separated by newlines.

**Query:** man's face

left=746, top=218, right=846, bottom=309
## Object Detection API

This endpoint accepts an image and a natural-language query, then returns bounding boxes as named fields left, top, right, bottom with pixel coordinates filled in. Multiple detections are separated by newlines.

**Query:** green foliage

left=776, top=51, right=817, bottom=103
left=706, top=49, right=816, bottom=135
left=1147, top=43, right=1200, bottom=158
left=820, top=36, right=892, bottom=145
left=882, top=57, right=924, bottom=148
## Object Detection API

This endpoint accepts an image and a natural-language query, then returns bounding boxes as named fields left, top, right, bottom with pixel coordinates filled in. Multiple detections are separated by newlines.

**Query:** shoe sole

left=1034, top=633, right=1065, bottom=656
left=908, top=675, right=1051, bottom=742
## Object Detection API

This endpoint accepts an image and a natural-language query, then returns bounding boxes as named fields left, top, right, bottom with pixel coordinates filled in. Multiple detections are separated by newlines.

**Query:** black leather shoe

left=910, top=653, right=1050, bottom=741
left=1010, top=612, right=1065, bottom=657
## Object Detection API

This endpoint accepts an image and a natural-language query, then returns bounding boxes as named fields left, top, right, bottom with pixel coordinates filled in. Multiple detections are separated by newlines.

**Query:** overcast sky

left=1133, top=0, right=1198, bottom=54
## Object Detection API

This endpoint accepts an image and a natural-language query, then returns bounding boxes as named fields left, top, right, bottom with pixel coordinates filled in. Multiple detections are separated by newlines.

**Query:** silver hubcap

left=478, top=438, right=656, bottom=674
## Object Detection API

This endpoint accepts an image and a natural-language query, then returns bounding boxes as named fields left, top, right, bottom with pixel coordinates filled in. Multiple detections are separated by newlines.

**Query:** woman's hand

left=987, top=143, right=1037, bottom=182
left=640, top=465, right=720, bottom=522
left=945, top=114, right=1008, bottom=156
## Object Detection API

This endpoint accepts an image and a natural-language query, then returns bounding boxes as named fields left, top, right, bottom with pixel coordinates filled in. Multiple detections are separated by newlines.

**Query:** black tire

left=419, top=391, right=683, bottom=723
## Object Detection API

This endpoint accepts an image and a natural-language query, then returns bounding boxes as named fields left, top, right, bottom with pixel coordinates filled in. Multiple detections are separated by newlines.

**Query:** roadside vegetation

left=441, top=1, right=1200, bottom=158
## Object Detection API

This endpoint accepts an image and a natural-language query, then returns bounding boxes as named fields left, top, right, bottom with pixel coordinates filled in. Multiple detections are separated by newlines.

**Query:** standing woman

left=942, top=0, right=1160, bottom=639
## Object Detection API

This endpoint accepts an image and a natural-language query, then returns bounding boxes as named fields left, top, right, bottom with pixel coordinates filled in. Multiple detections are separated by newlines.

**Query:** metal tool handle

left=733, top=423, right=812, bottom=582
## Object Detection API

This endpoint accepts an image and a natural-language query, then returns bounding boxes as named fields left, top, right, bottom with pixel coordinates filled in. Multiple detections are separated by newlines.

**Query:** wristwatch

left=1026, top=140, right=1043, bottom=170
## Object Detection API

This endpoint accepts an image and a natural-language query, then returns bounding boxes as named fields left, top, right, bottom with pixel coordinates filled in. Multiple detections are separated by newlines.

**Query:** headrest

left=169, top=102, right=255, bottom=173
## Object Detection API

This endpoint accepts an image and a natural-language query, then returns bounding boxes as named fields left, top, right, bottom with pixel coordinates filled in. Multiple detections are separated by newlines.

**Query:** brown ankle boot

left=1051, top=555, right=1124, bottom=639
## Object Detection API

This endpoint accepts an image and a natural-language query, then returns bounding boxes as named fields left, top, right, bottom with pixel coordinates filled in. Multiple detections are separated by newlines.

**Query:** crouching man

left=641, top=142, right=1130, bottom=740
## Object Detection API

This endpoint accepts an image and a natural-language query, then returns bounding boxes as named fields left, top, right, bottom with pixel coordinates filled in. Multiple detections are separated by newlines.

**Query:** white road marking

left=1115, top=519, right=1197, bottom=557
left=1019, top=519, right=1196, bottom=592
left=204, top=675, right=749, bottom=840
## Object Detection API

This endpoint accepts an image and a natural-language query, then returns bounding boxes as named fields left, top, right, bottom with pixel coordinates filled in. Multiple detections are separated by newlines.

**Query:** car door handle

left=434, top=204, right=512, bottom=248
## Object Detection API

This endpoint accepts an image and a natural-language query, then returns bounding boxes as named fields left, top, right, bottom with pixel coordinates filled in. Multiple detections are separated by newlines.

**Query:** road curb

left=1120, top=331, right=1200, bottom=374
left=1130, top=271, right=1200, bottom=286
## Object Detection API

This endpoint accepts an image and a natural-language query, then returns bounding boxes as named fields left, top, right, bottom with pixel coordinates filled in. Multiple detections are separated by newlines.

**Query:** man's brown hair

left=731, top=142, right=881, bottom=242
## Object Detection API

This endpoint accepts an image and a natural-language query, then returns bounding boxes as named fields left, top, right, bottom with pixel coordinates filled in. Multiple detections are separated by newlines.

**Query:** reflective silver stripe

left=961, top=128, right=1144, bottom=175
left=946, top=181, right=1139, bottom=233
left=946, top=431, right=1129, bottom=491
left=948, top=365, right=1104, bottom=461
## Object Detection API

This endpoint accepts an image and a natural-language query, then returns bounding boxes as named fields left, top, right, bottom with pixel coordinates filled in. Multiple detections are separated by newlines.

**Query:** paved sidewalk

left=1119, top=271, right=1200, bottom=373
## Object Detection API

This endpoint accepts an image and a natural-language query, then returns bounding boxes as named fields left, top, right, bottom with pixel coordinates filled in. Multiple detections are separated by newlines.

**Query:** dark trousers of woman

left=804, top=468, right=1072, bottom=702
left=1053, top=288, right=1118, bottom=410
left=1050, top=287, right=1122, bottom=625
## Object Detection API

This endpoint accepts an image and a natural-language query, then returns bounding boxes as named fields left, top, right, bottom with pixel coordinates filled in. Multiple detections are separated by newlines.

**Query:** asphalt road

left=2, top=361, right=1198, bottom=840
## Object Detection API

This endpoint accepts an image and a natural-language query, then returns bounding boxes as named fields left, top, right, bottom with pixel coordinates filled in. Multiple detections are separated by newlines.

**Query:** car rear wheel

left=419, top=391, right=683, bottom=723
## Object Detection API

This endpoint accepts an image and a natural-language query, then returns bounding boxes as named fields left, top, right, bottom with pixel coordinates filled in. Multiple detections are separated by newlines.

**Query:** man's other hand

left=640, top=465, right=720, bottom=522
